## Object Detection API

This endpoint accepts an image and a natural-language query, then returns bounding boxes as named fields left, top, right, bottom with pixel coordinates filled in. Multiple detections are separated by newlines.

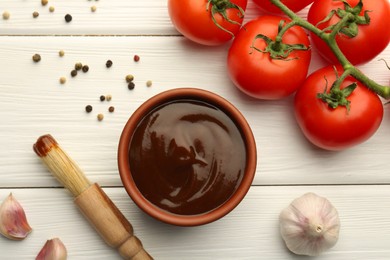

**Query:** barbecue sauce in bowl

left=129, top=100, right=246, bottom=215
left=118, top=88, right=257, bottom=226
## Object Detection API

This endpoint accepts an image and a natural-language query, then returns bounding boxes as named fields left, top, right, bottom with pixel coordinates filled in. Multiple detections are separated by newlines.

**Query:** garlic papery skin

left=279, top=192, right=340, bottom=256
left=0, top=193, right=32, bottom=240
left=36, top=238, right=68, bottom=260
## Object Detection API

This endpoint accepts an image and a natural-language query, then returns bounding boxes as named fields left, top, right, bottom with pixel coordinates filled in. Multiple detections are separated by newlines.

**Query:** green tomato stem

left=207, top=0, right=245, bottom=37
left=270, top=0, right=390, bottom=99
left=350, top=68, right=390, bottom=98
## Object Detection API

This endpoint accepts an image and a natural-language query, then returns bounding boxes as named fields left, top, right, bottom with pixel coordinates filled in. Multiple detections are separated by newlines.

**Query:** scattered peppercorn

left=82, top=65, right=89, bottom=72
left=41, top=0, right=48, bottom=6
left=59, top=50, right=65, bottom=57
left=59, top=77, right=66, bottom=84
left=146, top=80, right=153, bottom=87
left=108, top=106, right=115, bottom=113
left=91, top=6, right=97, bottom=12
left=125, top=74, right=134, bottom=82
left=128, top=82, right=135, bottom=90
left=105, top=60, right=113, bottom=68
left=106, top=94, right=112, bottom=101
left=33, top=11, right=39, bottom=18
left=97, top=113, right=104, bottom=121
left=49, top=6, right=55, bottom=12
left=85, top=105, right=93, bottom=113
left=75, top=62, right=83, bottom=70
left=64, top=14, right=72, bottom=23
left=71, top=69, right=77, bottom=77
left=99, top=95, right=105, bottom=101
left=2, top=11, right=10, bottom=20
left=133, top=55, right=140, bottom=62
left=32, top=54, right=41, bottom=62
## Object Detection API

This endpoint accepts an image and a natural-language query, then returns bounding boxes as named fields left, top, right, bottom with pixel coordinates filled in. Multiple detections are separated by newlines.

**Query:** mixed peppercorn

left=30, top=47, right=152, bottom=122
left=2, top=0, right=99, bottom=22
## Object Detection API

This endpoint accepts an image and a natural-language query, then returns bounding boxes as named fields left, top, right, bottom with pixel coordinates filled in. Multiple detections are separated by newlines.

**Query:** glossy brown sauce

left=129, top=100, right=246, bottom=215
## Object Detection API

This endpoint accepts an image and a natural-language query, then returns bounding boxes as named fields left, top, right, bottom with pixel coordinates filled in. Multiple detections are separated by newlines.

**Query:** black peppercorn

left=85, top=105, right=93, bottom=113
left=100, top=95, right=105, bottom=101
left=82, top=65, right=89, bottom=72
left=106, top=60, right=113, bottom=68
left=71, top=69, right=77, bottom=77
left=64, top=14, right=72, bottom=23
left=128, top=82, right=135, bottom=90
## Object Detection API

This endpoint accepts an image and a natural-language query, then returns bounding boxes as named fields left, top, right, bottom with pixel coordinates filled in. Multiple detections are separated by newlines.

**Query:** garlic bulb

left=279, top=192, right=340, bottom=256
left=36, top=238, right=68, bottom=260
left=0, top=193, right=32, bottom=240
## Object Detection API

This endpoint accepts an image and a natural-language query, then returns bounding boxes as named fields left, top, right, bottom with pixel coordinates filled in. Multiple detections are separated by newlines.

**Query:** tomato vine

left=269, top=0, right=390, bottom=105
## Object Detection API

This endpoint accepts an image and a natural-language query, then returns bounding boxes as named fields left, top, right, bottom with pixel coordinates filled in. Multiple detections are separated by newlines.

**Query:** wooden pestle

left=33, top=134, right=153, bottom=260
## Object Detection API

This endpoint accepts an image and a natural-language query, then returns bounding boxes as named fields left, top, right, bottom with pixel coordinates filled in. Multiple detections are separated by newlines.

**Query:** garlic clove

left=279, top=192, right=340, bottom=256
left=0, top=193, right=32, bottom=240
left=36, top=237, right=68, bottom=260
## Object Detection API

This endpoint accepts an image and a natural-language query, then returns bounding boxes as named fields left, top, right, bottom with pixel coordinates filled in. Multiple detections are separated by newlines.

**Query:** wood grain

left=0, top=36, right=389, bottom=187
left=0, top=1, right=292, bottom=36
left=1, top=0, right=390, bottom=259
left=1, top=186, right=390, bottom=259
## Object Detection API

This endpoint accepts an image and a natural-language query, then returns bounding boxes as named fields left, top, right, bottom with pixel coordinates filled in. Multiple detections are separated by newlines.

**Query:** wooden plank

left=0, top=36, right=389, bottom=188
left=0, top=0, right=172, bottom=35
left=0, top=1, right=294, bottom=36
left=0, top=186, right=389, bottom=259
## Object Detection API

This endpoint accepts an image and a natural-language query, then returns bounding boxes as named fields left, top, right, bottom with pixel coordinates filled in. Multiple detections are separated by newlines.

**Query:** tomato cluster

left=168, top=0, right=390, bottom=150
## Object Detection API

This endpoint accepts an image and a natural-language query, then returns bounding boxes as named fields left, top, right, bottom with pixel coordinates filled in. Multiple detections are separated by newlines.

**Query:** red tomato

left=168, top=0, right=247, bottom=46
left=294, top=66, right=384, bottom=150
left=308, top=0, right=390, bottom=65
left=227, top=16, right=311, bottom=99
left=253, top=0, right=314, bottom=14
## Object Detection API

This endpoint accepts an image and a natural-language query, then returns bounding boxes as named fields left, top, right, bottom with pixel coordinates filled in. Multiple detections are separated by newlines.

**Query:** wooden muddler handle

left=33, top=134, right=153, bottom=260
left=75, top=183, right=151, bottom=260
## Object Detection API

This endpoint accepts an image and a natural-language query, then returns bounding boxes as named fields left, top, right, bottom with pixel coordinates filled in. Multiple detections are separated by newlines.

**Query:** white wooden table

left=1, top=1, right=389, bottom=259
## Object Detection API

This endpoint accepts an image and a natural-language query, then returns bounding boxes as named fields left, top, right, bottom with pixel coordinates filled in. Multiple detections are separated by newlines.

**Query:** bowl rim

left=118, top=88, right=257, bottom=226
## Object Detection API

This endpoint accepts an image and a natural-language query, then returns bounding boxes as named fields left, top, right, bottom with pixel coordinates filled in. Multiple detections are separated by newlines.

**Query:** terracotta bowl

left=118, top=88, right=257, bottom=226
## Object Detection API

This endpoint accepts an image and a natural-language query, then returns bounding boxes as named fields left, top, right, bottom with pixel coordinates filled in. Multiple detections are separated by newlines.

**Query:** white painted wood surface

left=1, top=0, right=389, bottom=259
